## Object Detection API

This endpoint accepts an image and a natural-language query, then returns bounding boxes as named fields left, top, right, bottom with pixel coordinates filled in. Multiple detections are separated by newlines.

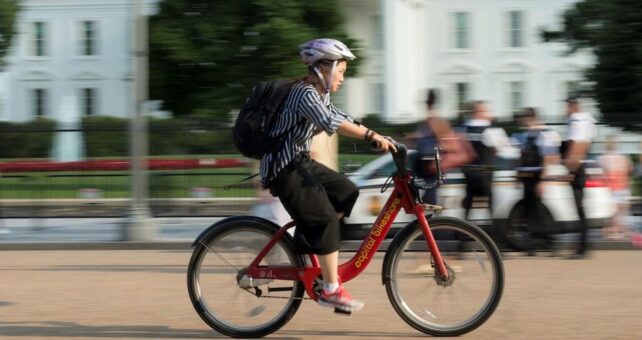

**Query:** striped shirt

left=260, top=80, right=353, bottom=186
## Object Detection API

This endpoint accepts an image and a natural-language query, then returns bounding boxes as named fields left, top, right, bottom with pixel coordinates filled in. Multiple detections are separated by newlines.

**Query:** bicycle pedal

left=334, top=307, right=351, bottom=315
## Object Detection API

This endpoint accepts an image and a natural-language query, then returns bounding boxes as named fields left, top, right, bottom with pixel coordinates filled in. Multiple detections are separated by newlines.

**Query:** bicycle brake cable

left=381, top=171, right=397, bottom=193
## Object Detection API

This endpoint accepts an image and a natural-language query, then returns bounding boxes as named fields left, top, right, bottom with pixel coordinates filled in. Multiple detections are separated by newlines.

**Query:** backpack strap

left=222, top=173, right=260, bottom=190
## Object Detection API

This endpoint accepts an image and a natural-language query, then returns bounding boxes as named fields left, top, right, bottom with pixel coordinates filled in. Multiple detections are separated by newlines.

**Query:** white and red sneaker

left=318, top=285, right=364, bottom=312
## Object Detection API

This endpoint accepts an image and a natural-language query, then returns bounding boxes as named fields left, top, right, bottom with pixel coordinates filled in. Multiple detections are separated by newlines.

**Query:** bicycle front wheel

left=383, top=216, right=504, bottom=336
left=187, top=217, right=305, bottom=338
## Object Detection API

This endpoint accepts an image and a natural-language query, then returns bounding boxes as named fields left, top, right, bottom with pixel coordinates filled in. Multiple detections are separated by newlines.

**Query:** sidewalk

left=0, top=217, right=214, bottom=250
left=0, top=217, right=639, bottom=251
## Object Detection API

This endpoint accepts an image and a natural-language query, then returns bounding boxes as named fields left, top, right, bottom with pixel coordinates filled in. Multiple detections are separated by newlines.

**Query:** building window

left=453, top=12, right=470, bottom=49
left=32, top=89, right=47, bottom=117
left=508, top=81, right=524, bottom=116
left=81, top=21, right=97, bottom=56
left=455, top=82, right=470, bottom=114
left=80, top=88, right=97, bottom=116
left=32, top=22, right=46, bottom=56
left=508, top=11, right=524, bottom=48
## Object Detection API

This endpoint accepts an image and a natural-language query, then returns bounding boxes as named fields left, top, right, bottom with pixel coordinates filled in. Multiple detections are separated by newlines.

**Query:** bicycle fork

left=414, top=205, right=450, bottom=280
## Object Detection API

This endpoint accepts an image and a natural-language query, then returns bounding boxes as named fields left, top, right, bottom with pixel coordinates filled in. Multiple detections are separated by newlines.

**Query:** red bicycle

left=188, top=144, right=504, bottom=338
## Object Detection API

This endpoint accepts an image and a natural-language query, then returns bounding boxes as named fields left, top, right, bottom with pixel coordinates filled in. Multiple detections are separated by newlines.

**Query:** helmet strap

left=312, top=60, right=338, bottom=95
left=312, top=66, right=327, bottom=92
left=325, top=60, right=338, bottom=95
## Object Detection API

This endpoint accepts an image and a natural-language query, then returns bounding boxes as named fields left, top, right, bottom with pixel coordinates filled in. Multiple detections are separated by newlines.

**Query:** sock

left=324, top=282, right=340, bottom=294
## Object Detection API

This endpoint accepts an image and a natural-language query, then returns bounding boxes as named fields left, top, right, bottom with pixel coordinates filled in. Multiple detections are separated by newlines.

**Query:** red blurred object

left=584, top=176, right=606, bottom=188
left=0, top=158, right=250, bottom=173
left=631, top=233, right=642, bottom=249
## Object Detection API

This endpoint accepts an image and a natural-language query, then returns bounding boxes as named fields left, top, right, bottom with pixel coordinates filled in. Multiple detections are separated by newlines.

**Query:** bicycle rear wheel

left=383, top=216, right=504, bottom=336
left=187, top=217, right=305, bottom=338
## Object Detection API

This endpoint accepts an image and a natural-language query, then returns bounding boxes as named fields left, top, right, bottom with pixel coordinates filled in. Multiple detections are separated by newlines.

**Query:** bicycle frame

left=245, top=172, right=449, bottom=301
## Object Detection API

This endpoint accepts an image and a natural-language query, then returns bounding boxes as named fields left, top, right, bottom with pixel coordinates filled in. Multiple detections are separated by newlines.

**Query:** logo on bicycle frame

left=355, top=197, right=401, bottom=268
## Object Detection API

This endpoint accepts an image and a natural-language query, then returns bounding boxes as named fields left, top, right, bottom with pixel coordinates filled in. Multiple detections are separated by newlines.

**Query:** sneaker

left=318, top=285, right=364, bottom=312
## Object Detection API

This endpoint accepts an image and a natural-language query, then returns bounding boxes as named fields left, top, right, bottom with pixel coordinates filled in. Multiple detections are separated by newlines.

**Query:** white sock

left=324, top=282, right=340, bottom=294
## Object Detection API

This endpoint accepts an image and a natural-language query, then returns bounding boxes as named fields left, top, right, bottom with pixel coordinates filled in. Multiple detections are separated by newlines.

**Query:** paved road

left=0, top=250, right=641, bottom=340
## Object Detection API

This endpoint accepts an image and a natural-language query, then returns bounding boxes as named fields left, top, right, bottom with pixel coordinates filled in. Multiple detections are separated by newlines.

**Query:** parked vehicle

left=343, top=151, right=616, bottom=250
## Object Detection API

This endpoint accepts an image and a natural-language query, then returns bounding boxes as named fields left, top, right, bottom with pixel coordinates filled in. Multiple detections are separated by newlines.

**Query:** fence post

left=122, top=0, right=157, bottom=241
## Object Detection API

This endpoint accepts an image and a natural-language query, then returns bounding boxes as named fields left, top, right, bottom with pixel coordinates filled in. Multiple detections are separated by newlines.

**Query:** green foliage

left=149, top=0, right=361, bottom=119
left=0, top=118, right=56, bottom=158
left=541, top=0, right=642, bottom=127
left=81, top=116, right=235, bottom=157
left=0, top=0, right=19, bottom=69
left=81, top=116, right=129, bottom=157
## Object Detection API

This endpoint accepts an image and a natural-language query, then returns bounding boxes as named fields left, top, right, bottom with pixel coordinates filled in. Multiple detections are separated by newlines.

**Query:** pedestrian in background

left=513, top=107, right=561, bottom=254
left=599, top=135, right=634, bottom=240
left=461, top=101, right=516, bottom=221
left=562, top=95, right=596, bottom=259
left=412, top=89, right=474, bottom=204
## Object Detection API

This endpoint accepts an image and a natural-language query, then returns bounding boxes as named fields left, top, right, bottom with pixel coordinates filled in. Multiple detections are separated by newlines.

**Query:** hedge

left=0, top=118, right=56, bottom=158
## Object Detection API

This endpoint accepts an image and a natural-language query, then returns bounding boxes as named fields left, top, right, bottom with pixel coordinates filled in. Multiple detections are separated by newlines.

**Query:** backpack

left=233, top=79, right=297, bottom=159
left=519, top=131, right=543, bottom=168
left=413, top=125, right=439, bottom=180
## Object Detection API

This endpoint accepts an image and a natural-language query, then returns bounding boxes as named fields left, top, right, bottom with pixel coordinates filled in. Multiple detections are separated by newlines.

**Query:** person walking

left=412, top=89, right=473, bottom=205
left=562, top=95, right=596, bottom=259
left=461, top=101, right=516, bottom=221
left=261, top=38, right=396, bottom=312
left=513, top=108, right=561, bottom=254
left=598, top=135, right=634, bottom=240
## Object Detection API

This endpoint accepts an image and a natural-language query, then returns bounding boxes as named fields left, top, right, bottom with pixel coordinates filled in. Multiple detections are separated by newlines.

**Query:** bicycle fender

left=190, top=215, right=281, bottom=248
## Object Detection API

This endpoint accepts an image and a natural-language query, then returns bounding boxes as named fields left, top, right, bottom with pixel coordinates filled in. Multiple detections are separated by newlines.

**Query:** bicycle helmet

left=299, top=38, right=356, bottom=65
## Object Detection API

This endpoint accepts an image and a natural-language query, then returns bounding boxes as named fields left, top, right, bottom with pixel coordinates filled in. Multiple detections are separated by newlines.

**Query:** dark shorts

left=269, top=154, right=359, bottom=254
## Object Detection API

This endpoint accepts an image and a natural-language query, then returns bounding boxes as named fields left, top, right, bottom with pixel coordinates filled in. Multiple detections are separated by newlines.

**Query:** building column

left=383, top=0, right=426, bottom=123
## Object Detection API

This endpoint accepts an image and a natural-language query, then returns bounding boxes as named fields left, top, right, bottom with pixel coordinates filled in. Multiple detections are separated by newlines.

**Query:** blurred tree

left=149, top=0, right=361, bottom=119
left=541, top=0, right=642, bottom=127
left=0, top=0, right=19, bottom=69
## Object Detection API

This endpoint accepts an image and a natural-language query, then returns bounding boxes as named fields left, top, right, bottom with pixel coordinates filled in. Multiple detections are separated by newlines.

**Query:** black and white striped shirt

left=260, top=80, right=353, bottom=186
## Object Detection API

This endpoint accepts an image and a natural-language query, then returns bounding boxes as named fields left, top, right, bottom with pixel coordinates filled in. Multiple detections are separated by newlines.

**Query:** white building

left=1, top=0, right=593, bottom=124
left=341, top=0, right=595, bottom=123
left=0, top=0, right=157, bottom=123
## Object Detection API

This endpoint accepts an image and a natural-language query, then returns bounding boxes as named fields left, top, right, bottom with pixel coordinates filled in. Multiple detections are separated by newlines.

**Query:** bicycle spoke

left=199, top=239, right=241, bottom=272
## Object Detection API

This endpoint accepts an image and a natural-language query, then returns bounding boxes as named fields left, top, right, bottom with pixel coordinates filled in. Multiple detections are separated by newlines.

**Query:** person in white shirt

left=562, top=95, right=596, bottom=259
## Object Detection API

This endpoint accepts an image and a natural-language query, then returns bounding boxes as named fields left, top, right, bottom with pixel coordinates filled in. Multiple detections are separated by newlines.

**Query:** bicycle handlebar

left=371, top=141, right=445, bottom=190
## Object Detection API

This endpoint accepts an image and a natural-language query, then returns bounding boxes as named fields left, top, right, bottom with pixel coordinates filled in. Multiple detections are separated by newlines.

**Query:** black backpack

left=519, top=131, right=543, bottom=168
left=233, top=79, right=297, bottom=159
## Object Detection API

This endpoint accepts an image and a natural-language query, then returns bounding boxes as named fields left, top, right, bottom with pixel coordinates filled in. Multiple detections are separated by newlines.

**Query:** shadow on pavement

left=280, top=329, right=425, bottom=338
left=0, top=321, right=217, bottom=339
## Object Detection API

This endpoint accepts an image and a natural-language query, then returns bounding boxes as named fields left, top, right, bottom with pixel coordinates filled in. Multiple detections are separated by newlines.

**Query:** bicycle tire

left=383, top=216, right=504, bottom=336
left=187, top=217, right=305, bottom=338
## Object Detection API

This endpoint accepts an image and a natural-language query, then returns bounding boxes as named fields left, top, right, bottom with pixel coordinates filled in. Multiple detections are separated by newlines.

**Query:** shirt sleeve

left=484, top=127, right=520, bottom=159
left=567, top=119, right=595, bottom=142
left=297, top=88, right=349, bottom=135
left=329, top=102, right=354, bottom=123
